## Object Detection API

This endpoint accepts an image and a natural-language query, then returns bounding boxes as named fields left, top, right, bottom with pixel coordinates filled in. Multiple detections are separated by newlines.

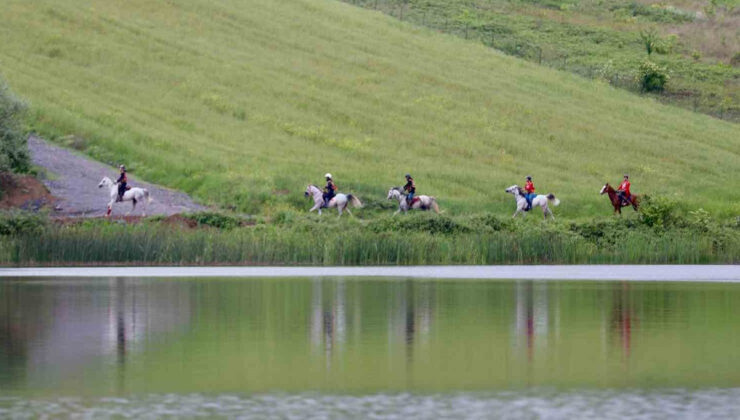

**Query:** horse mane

left=517, top=186, right=525, bottom=196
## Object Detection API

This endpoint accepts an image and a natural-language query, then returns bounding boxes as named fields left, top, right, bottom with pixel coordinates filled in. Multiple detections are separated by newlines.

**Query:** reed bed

left=0, top=222, right=735, bottom=266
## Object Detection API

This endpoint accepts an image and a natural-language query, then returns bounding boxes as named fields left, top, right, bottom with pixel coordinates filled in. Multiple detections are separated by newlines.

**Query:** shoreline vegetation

left=1, top=200, right=737, bottom=266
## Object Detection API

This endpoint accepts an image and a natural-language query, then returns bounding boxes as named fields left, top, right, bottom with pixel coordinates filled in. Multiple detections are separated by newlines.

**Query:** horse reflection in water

left=610, top=282, right=636, bottom=360
left=388, top=281, right=435, bottom=369
left=514, top=281, right=550, bottom=363
left=0, top=278, right=193, bottom=393
left=310, top=280, right=347, bottom=369
left=309, top=280, right=434, bottom=374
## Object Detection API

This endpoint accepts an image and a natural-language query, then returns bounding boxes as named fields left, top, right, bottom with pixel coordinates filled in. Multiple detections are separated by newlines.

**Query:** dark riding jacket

left=324, top=180, right=337, bottom=198
left=404, top=178, right=415, bottom=194
left=116, top=172, right=127, bottom=197
left=116, top=172, right=127, bottom=184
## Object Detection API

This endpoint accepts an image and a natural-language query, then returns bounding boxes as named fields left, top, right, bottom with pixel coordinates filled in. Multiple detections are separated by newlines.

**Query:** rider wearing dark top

left=323, top=173, right=336, bottom=207
left=116, top=165, right=127, bottom=202
left=404, top=174, right=415, bottom=204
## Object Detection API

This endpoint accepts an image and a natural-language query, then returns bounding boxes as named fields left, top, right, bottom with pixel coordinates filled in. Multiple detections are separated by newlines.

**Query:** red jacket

left=619, top=180, right=631, bottom=197
left=525, top=180, right=535, bottom=194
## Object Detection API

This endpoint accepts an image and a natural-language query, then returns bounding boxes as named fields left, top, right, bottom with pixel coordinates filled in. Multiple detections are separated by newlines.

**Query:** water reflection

left=610, top=282, right=635, bottom=360
left=0, top=278, right=192, bottom=393
left=2, top=278, right=740, bottom=395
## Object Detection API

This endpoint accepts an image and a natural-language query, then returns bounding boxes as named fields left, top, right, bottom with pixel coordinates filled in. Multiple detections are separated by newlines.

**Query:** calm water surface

left=2, top=277, right=740, bottom=418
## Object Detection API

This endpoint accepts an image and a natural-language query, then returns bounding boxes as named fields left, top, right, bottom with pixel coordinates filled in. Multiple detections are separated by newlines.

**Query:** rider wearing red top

left=618, top=174, right=631, bottom=205
left=524, top=176, right=535, bottom=210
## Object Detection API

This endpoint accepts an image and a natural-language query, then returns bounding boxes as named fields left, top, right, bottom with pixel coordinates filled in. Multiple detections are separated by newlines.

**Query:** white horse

left=387, top=187, right=440, bottom=215
left=505, top=185, right=560, bottom=219
left=305, top=184, right=362, bottom=217
left=98, top=176, right=151, bottom=217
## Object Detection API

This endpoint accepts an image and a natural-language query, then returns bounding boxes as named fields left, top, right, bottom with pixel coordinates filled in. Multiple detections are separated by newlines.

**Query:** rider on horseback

left=323, top=173, right=337, bottom=208
left=524, top=176, right=535, bottom=211
left=617, top=174, right=632, bottom=206
left=404, top=174, right=415, bottom=205
left=116, top=165, right=127, bottom=202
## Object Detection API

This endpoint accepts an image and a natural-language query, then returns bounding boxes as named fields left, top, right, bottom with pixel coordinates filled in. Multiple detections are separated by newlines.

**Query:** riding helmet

left=526, top=175, right=532, bottom=180
left=119, top=165, right=126, bottom=171
left=405, top=174, right=411, bottom=179
left=623, top=174, right=629, bottom=179
left=325, top=173, right=332, bottom=179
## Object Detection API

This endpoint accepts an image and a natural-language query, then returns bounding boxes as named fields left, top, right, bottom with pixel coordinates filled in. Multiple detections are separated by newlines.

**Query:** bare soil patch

left=0, top=172, right=57, bottom=211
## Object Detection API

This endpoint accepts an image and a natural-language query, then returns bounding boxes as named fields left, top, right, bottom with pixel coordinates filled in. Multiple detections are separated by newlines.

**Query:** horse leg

left=106, top=200, right=115, bottom=217
left=127, top=199, right=136, bottom=216
left=545, top=205, right=555, bottom=220
left=345, top=206, right=353, bottom=217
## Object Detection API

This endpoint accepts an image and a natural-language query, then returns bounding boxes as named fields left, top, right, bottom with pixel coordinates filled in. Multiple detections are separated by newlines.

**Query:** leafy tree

left=639, top=28, right=658, bottom=56
left=637, top=60, right=669, bottom=92
left=0, top=79, right=29, bottom=173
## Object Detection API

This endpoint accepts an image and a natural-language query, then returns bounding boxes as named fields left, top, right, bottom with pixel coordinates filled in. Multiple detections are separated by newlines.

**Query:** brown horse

left=600, top=183, right=639, bottom=215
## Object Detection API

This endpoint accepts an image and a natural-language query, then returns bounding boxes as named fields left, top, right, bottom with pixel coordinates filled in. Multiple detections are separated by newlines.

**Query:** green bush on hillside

left=637, top=61, right=669, bottom=92
left=185, top=211, right=243, bottom=230
left=0, top=210, right=47, bottom=235
left=638, top=195, right=679, bottom=228
left=0, top=79, right=29, bottom=173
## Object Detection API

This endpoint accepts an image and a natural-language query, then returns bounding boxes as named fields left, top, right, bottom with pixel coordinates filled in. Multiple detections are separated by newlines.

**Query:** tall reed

left=0, top=223, right=736, bottom=266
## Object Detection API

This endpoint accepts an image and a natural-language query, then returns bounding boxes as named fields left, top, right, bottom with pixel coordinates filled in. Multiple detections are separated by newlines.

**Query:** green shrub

left=638, top=195, right=679, bottom=228
left=184, top=211, right=242, bottom=230
left=0, top=79, right=29, bottom=173
left=639, top=28, right=659, bottom=56
left=467, top=213, right=509, bottom=232
left=368, top=213, right=471, bottom=235
left=0, top=210, right=48, bottom=235
left=637, top=61, right=669, bottom=92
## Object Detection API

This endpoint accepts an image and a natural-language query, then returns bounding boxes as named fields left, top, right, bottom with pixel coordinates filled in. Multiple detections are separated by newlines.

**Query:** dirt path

left=29, top=135, right=206, bottom=217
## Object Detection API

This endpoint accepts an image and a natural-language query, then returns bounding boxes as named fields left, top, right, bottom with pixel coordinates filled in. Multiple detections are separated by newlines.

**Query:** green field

left=345, top=0, right=740, bottom=121
left=0, top=0, right=738, bottom=217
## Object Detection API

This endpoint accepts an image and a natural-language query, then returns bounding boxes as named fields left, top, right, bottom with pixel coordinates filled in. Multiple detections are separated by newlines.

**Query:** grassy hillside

left=345, top=0, right=740, bottom=121
left=0, top=0, right=738, bottom=217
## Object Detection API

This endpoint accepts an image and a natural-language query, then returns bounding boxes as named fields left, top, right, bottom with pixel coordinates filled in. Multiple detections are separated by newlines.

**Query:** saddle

left=409, top=197, right=421, bottom=206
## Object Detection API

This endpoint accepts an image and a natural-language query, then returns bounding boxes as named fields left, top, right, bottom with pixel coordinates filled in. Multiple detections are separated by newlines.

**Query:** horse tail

left=547, top=193, right=560, bottom=206
left=430, top=197, right=440, bottom=213
left=347, top=194, right=363, bottom=208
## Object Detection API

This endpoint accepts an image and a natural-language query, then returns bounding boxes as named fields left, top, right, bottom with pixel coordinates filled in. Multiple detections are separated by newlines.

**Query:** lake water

left=2, top=276, right=740, bottom=418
